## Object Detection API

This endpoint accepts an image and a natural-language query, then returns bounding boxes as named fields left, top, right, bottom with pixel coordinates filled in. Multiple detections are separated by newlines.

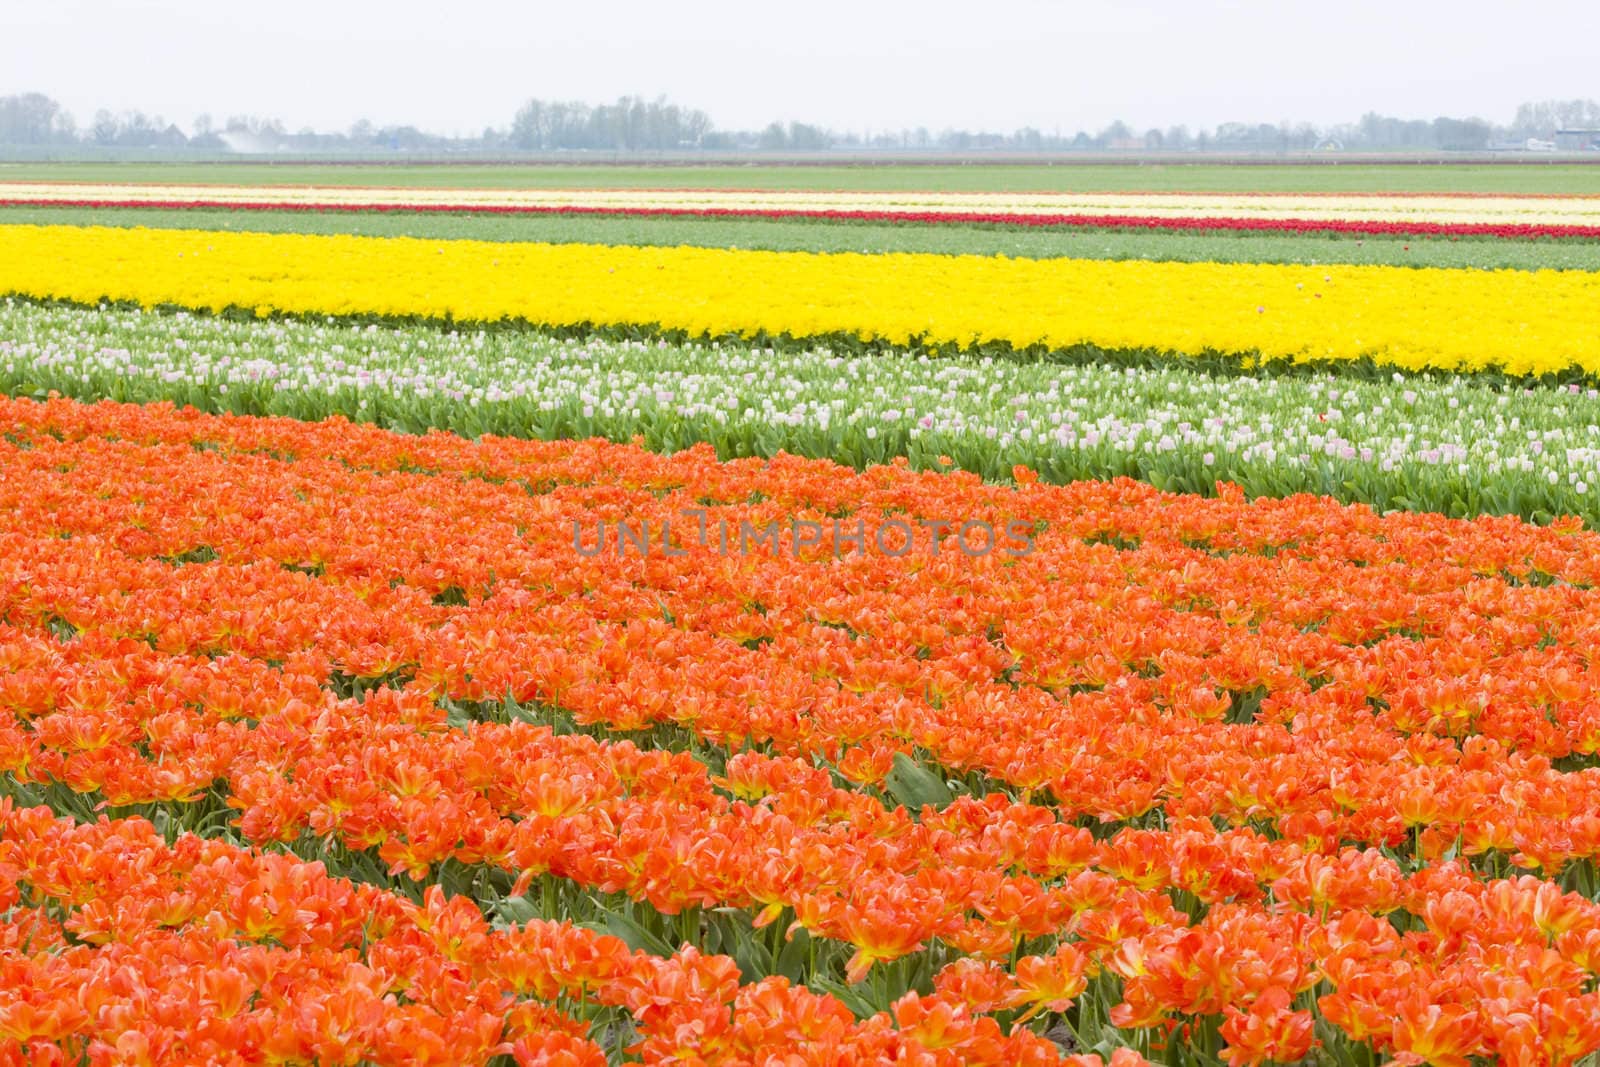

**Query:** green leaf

left=588, top=904, right=676, bottom=958
left=441, top=699, right=474, bottom=731
left=726, top=928, right=771, bottom=984
left=492, top=894, right=541, bottom=928
left=811, top=976, right=880, bottom=1021
left=775, top=926, right=812, bottom=984
left=885, top=751, right=953, bottom=812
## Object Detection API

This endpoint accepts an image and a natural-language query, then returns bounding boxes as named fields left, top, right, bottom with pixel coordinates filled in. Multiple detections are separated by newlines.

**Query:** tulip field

left=4, top=164, right=1600, bottom=1066
left=6, top=183, right=1600, bottom=238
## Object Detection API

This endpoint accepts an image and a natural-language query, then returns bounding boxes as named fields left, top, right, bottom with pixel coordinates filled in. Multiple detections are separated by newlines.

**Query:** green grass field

left=4, top=205, right=1595, bottom=271
left=5, top=161, right=1600, bottom=194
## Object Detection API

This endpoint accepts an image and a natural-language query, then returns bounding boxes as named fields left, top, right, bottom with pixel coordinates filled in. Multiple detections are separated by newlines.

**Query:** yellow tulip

left=0, top=224, right=1594, bottom=376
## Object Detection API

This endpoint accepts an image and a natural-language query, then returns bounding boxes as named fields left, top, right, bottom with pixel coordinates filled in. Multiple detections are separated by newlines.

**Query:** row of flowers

left=13, top=396, right=1600, bottom=861
left=10, top=195, right=1600, bottom=239
left=2, top=225, right=1597, bottom=375
left=5, top=182, right=1600, bottom=220
left=8, top=396, right=1600, bottom=1062
left=4, top=800, right=1134, bottom=1067
left=5, top=299, right=1600, bottom=525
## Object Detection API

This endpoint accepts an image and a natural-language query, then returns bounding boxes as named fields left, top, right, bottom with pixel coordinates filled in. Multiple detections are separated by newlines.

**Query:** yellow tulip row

left=2, top=223, right=1596, bottom=375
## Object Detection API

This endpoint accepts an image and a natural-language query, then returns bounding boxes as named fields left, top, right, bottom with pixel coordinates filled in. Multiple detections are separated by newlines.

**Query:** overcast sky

left=5, top=0, right=1597, bottom=136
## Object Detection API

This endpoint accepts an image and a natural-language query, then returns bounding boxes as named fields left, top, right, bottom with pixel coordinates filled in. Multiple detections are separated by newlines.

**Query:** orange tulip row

left=7, top=397, right=1600, bottom=866
left=8, top=650, right=1600, bottom=1067
left=8, top=397, right=1600, bottom=1062
left=0, top=614, right=1273, bottom=992
left=2, top=799, right=1127, bottom=1067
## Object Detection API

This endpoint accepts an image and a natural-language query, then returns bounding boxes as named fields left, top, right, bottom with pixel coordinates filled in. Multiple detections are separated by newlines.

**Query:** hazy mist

left=4, top=0, right=1598, bottom=138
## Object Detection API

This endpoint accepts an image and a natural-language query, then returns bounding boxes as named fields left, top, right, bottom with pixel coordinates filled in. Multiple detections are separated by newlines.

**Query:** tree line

left=2, top=91, right=1597, bottom=153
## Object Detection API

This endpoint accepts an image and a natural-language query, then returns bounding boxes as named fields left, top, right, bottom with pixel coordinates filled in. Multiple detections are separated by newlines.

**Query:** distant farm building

left=1555, top=129, right=1600, bottom=151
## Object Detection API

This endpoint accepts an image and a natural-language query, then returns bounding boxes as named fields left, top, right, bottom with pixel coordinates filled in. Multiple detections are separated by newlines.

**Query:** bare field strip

left=5, top=160, right=1600, bottom=194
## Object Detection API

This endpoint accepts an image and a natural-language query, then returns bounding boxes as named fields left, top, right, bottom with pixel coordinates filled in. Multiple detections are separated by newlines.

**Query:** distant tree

left=90, top=110, right=120, bottom=145
left=81, top=109, right=181, bottom=148
left=225, top=115, right=285, bottom=137
left=509, top=100, right=545, bottom=148
left=1096, top=120, right=1132, bottom=147
left=1215, top=122, right=1252, bottom=145
left=10, top=88, right=1581, bottom=158
left=1356, top=112, right=1385, bottom=147
left=685, top=109, right=712, bottom=146
left=1432, top=116, right=1491, bottom=151
left=787, top=122, right=829, bottom=150
left=1513, top=98, right=1600, bottom=135
left=511, top=95, right=712, bottom=150
left=109, top=112, right=185, bottom=147
left=757, top=122, right=788, bottom=150
left=0, top=92, right=71, bottom=144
